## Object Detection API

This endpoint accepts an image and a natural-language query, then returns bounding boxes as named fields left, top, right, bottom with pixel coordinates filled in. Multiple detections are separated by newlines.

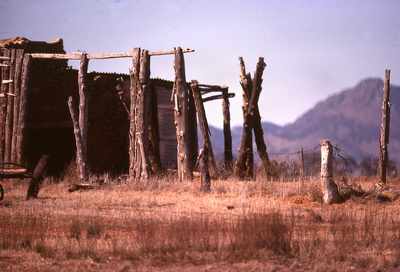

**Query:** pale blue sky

left=1, top=0, right=399, bottom=127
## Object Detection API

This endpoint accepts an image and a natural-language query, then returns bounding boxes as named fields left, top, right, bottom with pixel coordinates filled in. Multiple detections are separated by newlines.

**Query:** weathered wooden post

left=235, top=57, right=269, bottom=179
left=174, top=47, right=192, bottom=181
left=129, top=48, right=140, bottom=179
left=11, top=49, right=24, bottom=162
left=26, top=155, right=49, bottom=199
left=199, top=147, right=211, bottom=192
left=16, top=53, right=32, bottom=164
left=0, top=49, right=10, bottom=162
left=378, top=69, right=391, bottom=185
left=320, top=140, right=341, bottom=204
left=4, top=50, right=15, bottom=162
left=234, top=57, right=254, bottom=178
left=300, top=147, right=305, bottom=177
left=191, top=80, right=217, bottom=175
left=68, top=53, right=89, bottom=181
left=222, top=88, right=233, bottom=171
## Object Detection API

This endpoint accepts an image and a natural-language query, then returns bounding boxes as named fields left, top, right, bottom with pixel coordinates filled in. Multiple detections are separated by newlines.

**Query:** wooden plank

left=0, top=49, right=10, bottom=162
left=202, top=93, right=235, bottom=103
left=11, top=49, right=24, bottom=162
left=16, top=53, right=32, bottom=164
left=4, top=49, right=16, bottom=162
left=30, top=48, right=195, bottom=60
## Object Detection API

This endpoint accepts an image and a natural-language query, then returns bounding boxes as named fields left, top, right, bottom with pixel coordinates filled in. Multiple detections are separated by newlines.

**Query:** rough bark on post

left=4, top=49, right=15, bottom=162
left=174, top=47, right=192, bottom=181
left=68, top=97, right=87, bottom=181
left=249, top=58, right=270, bottom=177
left=78, top=53, right=89, bottom=172
left=191, top=80, right=217, bottom=175
left=16, top=53, right=32, bottom=164
left=222, top=88, right=233, bottom=171
left=149, top=84, right=161, bottom=173
left=320, top=140, right=341, bottom=204
left=378, top=69, right=391, bottom=185
left=129, top=48, right=140, bottom=179
left=11, top=49, right=24, bottom=162
left=234, top=57, right=253, bottom=178
left=26, top=155, right=49, bottom=200
left=300, top=147, right=305, bottom=177
left=0, top=49, right=11, bottom=162
left=137, top=49, right=151, bottom=179
left=199, top=148, right=211, bottom=192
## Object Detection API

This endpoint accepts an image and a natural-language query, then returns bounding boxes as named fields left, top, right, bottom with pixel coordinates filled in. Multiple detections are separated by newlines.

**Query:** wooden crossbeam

left=0, top=64, right=9, bottom=67
left=2, top=80, right=13, bottom=84
left=0, top=56, right=10, bottom=60
left=30, top=48, right=195, bottom=60
left=202, top=93, right=235, bottom=103
left=0, top=93, right=16, bottom=98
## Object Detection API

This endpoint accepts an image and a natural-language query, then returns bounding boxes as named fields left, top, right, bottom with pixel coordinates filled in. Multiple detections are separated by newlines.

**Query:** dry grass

left=1, top=175, right=400, bottom=271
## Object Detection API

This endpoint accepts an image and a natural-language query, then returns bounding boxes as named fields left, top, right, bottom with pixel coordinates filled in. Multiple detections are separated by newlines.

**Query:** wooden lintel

left=202, top=93, right=235, bottom=103
left=30, top=48, right=195, bottom=60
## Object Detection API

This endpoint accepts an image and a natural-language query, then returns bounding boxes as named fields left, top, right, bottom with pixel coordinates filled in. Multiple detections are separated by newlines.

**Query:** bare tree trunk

left=26, top=155, right=49, bottom=199
left=222, top=88, right=233, bottom=172
left=174, top=47, right=192, bottom=181
left=191, top=80, right=217, bottom=176
left=16, top=54, right=32, bottom=164
left=320, top=140, right=341, bottom=204
left=378, top=69, right=391, bottom=185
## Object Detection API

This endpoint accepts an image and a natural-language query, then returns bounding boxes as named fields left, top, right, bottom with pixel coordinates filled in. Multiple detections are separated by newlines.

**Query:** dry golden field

left=1, top=173, right=400, bottom=271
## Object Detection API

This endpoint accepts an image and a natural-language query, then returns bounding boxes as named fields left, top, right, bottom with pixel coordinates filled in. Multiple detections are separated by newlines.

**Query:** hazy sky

left=1, top=0, right=399, bottom=127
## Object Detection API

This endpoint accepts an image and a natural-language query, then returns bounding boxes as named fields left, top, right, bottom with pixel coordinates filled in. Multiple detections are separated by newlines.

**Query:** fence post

left=320, top=140, right=341, bottom=204
left=378, top=69, right=391, bottom=185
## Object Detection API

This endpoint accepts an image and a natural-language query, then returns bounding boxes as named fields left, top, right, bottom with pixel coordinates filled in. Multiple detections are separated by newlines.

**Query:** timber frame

left=5, top=42, right=235, bottom=182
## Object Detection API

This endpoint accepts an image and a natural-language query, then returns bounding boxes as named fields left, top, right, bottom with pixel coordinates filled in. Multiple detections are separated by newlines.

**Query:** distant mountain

left=209, top=78, right=400, bottom=162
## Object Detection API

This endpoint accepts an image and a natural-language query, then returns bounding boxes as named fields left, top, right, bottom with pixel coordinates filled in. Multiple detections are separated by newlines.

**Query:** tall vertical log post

left=174, top=47, right=192, bottom=181
left=378, top=69, right=391, bottom=185
left=0, top=49, right=10, bottom=162
left=68, top=53, right=89, bottom=181
left=129, top=48, right=141, bottom=179
left=222, top=88, right=233, bottom=171
left=320, top=140, right=341, bottom=204
left=191, top=80, right=218, bottom=175
left=300, top=147, right=305, bottom=178
left=249, top=58, right=270, bottom=177
left=137, top=49, right=151, bottom=179
left=16, top=53, right=32, bottom=164
left=234, top=57, right=254, bottom=179
left=11, top=49, right=24, bottom=162
left=4, top=49, right=15, bottom=162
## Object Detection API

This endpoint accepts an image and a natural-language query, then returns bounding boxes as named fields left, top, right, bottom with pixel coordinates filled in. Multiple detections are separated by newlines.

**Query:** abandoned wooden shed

left=0, top=37, right=234, bottom=179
